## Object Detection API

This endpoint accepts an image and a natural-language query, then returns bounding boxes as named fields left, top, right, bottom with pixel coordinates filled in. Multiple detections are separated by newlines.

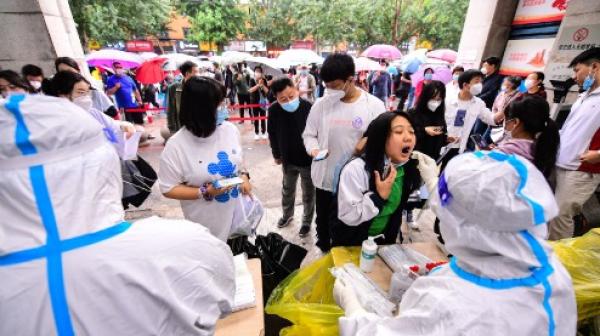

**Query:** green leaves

left=186, top=0, right=246, bottom=47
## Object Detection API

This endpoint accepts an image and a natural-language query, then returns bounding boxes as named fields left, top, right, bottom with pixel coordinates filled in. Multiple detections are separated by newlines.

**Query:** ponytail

left=533, top=118, right=559, bottom=177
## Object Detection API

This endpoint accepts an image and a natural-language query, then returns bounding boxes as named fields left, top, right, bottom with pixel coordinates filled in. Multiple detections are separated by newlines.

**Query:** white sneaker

left=253, top=134, right=260, bottom=141
left=261, top=132, right=268, bottom=140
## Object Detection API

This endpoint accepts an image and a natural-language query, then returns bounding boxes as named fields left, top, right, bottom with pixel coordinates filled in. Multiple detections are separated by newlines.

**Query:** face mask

left=470, top=82, right=483, bottom=96
left=500, top=85, right=507, bottom=92
left=480, top=66, right=488, bottom=75
left=524, top=79, right=536, bottom=89
left=30, top=80, right=42, bottom=90
left=424, top=73, right=433, bottom=80
left=281, top=97, right=300, bottom=112
left=73, top=95, right=93, bottom=111
left=300, top=70, right=308, bottom=76
left=115, top=69, right=125, bottom=76
left=452, top=74, right=459, bottom=81
left=582, top=71, right=596, bottom=91
left=255, top=72, right=262, bottom=79
left=326, top=81, right=348, bottom=101
left=216, top=106, right=229, bottom=125
left=427, top=100, right=441, bottom=111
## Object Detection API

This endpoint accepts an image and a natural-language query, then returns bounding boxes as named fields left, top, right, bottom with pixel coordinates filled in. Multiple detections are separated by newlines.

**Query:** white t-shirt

left=445, top=92, right=495, bottom=153
left=299, top=76, right=309, bottom=100
left=159, top=122, right=243, bottom=241
left=303, top=90, right=386, bottom=191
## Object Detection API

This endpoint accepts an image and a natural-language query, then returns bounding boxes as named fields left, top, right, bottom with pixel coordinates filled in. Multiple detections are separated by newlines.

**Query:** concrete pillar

left=456, top=0, right=519, bottom=69
left=0, top=0, right=85, bottom=76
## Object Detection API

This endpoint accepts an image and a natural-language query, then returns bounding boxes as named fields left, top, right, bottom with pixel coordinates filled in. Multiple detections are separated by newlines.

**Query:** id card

left=454, top=109, right=466, bottom=127
left=214, top=177, right=244, bottom=189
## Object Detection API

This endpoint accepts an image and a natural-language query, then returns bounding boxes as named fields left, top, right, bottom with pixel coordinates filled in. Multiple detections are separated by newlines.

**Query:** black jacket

left=409, top=108, right=447, bottom=160
left=267, top=99, right=313, bottom=167
left=478, top=72, right=504, bottom=109
left=330, top=157, right=422, bottom=247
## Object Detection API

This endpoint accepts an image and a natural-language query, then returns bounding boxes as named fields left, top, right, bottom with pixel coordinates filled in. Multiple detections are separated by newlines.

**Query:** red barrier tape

left=227, top=116, right=269, bottom=121
left=124, top=107, right=166, bottom=113
left=228, top=103, right=270, bottom=109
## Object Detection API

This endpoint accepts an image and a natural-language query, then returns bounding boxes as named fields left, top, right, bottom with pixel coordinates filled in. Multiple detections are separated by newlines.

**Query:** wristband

left=199, top=183, right=214, bottom=201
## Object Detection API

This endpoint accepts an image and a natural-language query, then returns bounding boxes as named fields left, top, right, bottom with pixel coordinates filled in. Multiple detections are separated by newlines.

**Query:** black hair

left=530, top=71, right=545, bottom=90
left=364, top=111, right=415, bottom=175
left=568, top=47, right=600, bottom=67
left=21, top=64, right=43, bottom=78
left=112, top=61, right=122, bottom=68
left=179, top=61, right=197, bottom=77
left=46, top=71, right=90, bottom=97
left=423, top=67, right=434, bottom=75
left=483, top=56, right=501, bottom=68
left=505, top=76, right=522, bottom=90
left=458, top=69, right=483, bottom=89
left=179, top=76, right=226, bottom=138
left=320, top=53, right=355, bottom=83
left=505, top=97, right=559, bottom=177
left=55, top=57, right=80, bottom=72
left=402, top=72, right=411, bottom=80
left=415, top=80, right=446, bottom=114
left=254, top=65, right=263, bottom=72
left=270, top=77, right=294, bottom=95
left=0, top=70, right=33, bottom=92
left=452, top=66, right=465, bottom=75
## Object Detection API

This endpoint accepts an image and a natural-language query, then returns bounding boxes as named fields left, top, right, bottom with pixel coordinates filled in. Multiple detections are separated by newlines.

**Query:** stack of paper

left=231, top=254, right=256, bottom=312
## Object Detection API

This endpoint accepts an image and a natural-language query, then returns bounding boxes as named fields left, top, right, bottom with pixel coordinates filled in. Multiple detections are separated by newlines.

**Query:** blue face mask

left=424, top=73, right=433, bottom=80
left=452, top=74, right=459, bottom=81
left=582, top=73, right=595, bottom=91
left=216, top=106, right=229, bottom=125
left=281, top=97, right=300, bottom=112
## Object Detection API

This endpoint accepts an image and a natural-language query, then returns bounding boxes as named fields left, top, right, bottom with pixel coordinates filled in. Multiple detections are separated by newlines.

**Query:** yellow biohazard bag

left=551, top=228, right=600, bottom=321
left=265, top=247, right=362, bottom=335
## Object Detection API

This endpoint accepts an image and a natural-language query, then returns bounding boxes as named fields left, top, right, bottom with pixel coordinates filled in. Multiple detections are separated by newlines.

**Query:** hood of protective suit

left=0, top=94, right=124, bottom=254
left=430, top=151, right=559, bottom=279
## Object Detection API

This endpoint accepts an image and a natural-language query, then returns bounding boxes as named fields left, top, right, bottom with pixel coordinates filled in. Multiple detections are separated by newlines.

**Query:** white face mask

left=480, top=66, right=488, bottom=76
left=115, top=69, right=125, bottom=76
left=427, top=100, right=441, bottom=111
left=73, top=94, right=93, bottom=112
left=524, top=79, right=536, bottom=89
left=29, top=80, right=42, bottom=90
left=470, top=82, right=483, bottom=96
left=255, top=71, right=262, bottom=79
left=326, top=81, right=348, bottom=101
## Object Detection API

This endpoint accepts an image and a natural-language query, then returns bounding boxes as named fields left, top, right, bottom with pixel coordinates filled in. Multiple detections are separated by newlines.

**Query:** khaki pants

left=548, top=168, right=600, bottom=240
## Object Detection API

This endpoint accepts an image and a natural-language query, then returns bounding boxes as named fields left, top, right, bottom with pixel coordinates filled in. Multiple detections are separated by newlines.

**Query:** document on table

left=232, top=254, right=256, bottom=312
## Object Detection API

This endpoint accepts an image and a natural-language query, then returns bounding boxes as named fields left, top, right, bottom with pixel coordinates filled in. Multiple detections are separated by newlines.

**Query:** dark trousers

left=237, top=93, right=250, bottom=119
left=439, top=148, right=460, bottom=174
left=315, top=188, right=335, bottom=252
left=252, top=107, right=267, bottom=134
left=281, top=164, right=315, bottom=226
left=123, top=108, right=144, bottom=125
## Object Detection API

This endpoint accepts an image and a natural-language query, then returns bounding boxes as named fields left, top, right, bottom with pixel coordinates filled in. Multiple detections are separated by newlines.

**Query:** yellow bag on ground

left=551, top=228, right=600, bottom=321
left=265, top=247, right=363, bottom=335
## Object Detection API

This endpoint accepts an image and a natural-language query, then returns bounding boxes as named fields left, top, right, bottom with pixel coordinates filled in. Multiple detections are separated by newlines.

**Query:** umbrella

left=427, top=49, right=458, bottom=63
left=400, top=49, right=428, bottom=73
left=85, top=49, right=143, bottom=69
left=387, top=65, right=399, bottom=76
left=138, top=52, right=159, bottom=61
left=361, top=44, right=402, bottom=60
left=277, top=49, right=324, bottom=66
left=209, top=55, right=222, bottom=64
left=161, top=53, right=201, bottom=71
left=135, top=57, right=167, bottom=84
left=354, top=57, right=381, bottom=72
left=245, top=56, right=286, bottom=78
left=222, top=51, right=253, bottom=65
left=410, top=64, right=453, bottom=87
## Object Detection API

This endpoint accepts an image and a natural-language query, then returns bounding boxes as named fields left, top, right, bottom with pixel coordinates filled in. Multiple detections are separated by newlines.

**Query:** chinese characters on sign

left=547, top=24, right=600, bottom=81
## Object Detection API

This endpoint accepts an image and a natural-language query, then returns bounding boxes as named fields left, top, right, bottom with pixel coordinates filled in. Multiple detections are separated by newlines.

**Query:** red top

left=579, top=128, right=600, bottom=174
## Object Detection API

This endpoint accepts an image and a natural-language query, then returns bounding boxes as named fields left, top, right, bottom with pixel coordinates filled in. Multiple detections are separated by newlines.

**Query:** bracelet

left=199, top=183, right=213, bottom=201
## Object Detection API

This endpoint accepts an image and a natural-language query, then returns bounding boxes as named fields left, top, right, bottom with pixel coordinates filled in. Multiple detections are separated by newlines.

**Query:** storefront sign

left=177, top=41, right=199, bottom=52
left=200, top=41, right=218, bottom=52
left=546, top=23, right=600, bottom=81
left=244, top=41, right=266, bottom=52
left=513, top=0, right=567, bottom=25
left=291, top=40, right=314, bottom=50
left=88, top=40, right=101, bottom=51
left=125, top=40, right=154, bottom=52
left=499, top=37, right=556, bottom=76
left=224, top=41, right=245, bottom=51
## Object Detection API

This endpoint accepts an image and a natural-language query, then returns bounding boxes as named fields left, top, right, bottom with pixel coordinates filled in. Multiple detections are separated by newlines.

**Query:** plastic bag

left=230, top=194, right=264, bottom=236
left=551, top=228, right=600, bottom=322
left=265, top=253, right=344, bottom=336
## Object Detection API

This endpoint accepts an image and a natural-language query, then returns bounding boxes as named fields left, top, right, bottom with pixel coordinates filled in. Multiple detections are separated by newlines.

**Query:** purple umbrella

left=427, top=49, right=458, bottom=63
left=361, top=44, right=403, bottom=60
left=85, top=49, right=144, bottom=69
left=411, top=65, right=453, bottom=87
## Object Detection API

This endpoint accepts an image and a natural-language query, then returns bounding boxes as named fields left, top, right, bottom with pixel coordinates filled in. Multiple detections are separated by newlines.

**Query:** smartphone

left=213, top=176, right=244, bottom=189
left=381, top=157, right=392, bottom=179
left=313, top=149, right=329, bottom=161
left=454, top=109, right=466, bottom=127
left=470, top=134, right=487, bottom=150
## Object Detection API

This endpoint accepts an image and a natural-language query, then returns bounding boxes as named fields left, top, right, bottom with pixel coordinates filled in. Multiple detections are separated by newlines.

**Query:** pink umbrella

left=361, top=44, right=403, bottom=60
left=85, top=49, right=143, bottom=69
left=427, top=49, right=458, bottom=63
left=411, top=65, right=453, bottom=87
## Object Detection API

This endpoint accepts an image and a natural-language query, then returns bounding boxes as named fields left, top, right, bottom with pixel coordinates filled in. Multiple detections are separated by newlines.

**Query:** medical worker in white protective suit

left=334, top=150, right=577, bottom=336
left=0, top=94, right=235, bottom=335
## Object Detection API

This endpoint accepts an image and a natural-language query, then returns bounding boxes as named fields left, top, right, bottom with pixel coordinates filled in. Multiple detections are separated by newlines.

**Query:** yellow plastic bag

left=265, top=253, right=344, bottom=335
left=551, top=229, right=600, bottom=321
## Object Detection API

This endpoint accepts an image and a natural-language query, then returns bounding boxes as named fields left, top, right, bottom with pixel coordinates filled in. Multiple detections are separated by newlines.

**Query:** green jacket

left=167, top=82, right=183, bottom=133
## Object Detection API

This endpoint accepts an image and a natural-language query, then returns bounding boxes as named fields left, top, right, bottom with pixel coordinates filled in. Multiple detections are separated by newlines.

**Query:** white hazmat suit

left=0, top=94, right=235, bottom=335
left=336, top=151, right=577, bottom=336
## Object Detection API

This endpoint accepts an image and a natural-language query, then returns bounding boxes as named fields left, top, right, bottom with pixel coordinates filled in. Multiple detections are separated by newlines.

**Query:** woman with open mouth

left=329, top=111, right=438, bottom=246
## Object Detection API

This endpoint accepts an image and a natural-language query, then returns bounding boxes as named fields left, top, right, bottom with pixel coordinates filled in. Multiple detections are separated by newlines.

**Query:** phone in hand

left=470, top=134, right=487, bottom=150
left=382, top=162, right=392, bottom=180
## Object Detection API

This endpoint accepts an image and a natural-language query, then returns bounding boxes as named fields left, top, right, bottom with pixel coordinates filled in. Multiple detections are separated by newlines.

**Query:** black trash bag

left=121, top=155, right=157, bottom=209
left=227, top=236, right=260, bottom=259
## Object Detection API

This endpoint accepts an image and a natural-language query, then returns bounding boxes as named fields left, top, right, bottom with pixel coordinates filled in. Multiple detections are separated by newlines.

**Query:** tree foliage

left=184, top=0, right=247, bottom=49
left=70, top=0, right=172, bottom=45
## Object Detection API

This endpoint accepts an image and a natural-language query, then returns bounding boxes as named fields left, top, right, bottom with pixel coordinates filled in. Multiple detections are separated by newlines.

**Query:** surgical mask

left=73, top=95, right=93, bottom=111
left=326, top=81, right=348, bottom=101
left=424, top=73, right=433, bottom=80
left=116, top=69, right=125, bottom=76
left=452, top=74, right=459, bottom=81
left=582, top=72, right=596, bottom=91
left=216, top=106, right=229, bottom=125
left=524, top=79, right=536, bottom=89
left=470, top=82, right=483, bottom=96
left=255, top=71, right=262, bottom=79
left=29, top=80, right=42, bottom=90
left=427, top=100, right=441, bottom=111
left=480, top=66, right=488, bottom=75
left=500, top=85, right=507, bottom=92
left=281, top=97, right=300, bottom=113
left=300, top=70, right=308, bottom=76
